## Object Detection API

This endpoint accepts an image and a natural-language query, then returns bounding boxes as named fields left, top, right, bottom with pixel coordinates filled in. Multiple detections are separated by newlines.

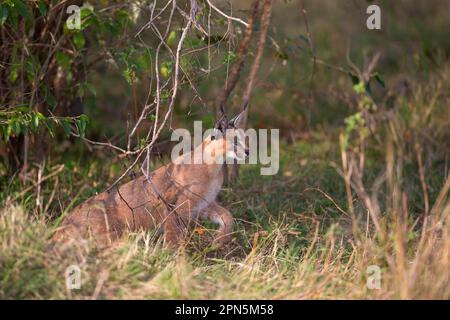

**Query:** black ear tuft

left=214, top=117, right=226, bottom=132
left=214, top=104, right=228, bottom=132
left=228, top=118, right=237, bottom=129
left=241, top=100, right=249, bottom=112
left=228, top=100, right=249, bottom=129
left=220, top=103, right=226, bottom=116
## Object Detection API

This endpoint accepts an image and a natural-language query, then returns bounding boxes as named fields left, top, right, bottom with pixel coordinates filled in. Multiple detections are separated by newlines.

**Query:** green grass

left=1, top=123, right=449, bottom=299
left=1, top=60, right=449, bottom=300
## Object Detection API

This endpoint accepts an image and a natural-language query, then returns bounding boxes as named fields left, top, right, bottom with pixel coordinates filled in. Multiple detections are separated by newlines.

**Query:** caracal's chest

left=189, top=173, right=223, bottom=217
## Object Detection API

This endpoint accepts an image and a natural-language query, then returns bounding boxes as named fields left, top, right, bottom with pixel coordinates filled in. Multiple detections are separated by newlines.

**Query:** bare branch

left=215, top=0, right=260, bottom=118
left=240, top=0, right=274, bottom=127
left=206, top=0, right=249, bottom=27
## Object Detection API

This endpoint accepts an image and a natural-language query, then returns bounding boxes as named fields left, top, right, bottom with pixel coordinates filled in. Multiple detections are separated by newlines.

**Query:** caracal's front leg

left=202, top=202, right=233, bottom=246
left=163, top=210, right=188, bottom=248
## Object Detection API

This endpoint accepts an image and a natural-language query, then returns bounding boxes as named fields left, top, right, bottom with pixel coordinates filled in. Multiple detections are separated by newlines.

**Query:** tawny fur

left=52, top=134, right=236, bottom=248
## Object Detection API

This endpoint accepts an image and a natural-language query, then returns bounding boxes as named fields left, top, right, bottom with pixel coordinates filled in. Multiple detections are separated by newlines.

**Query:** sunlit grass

left=1, top=134, right=448, bottom=299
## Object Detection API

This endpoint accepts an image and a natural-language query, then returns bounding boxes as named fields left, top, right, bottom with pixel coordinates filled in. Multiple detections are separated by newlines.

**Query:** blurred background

left=1, top=0, right=449, bottom=171
left=81, top=0, right=450, bottom=138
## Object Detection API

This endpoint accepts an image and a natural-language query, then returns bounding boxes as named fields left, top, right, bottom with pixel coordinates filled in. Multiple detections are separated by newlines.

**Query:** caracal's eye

left=212, top=128, right=222, bottom=140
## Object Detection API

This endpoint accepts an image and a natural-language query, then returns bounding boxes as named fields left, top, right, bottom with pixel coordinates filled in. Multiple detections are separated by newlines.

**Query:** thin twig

left=206, top=0, right=249, bottom=27
left=215, top=0, right=260, bottom=118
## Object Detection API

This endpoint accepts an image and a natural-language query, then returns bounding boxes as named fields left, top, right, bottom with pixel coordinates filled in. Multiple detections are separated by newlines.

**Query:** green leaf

left=56, top=51, right=72, bottom=70
left=6, top=123, right=13, bottom=140
left=76, top=115, right=89, bottom=138
left=9, top=118, right=21, bottom=136
left=31, top=113, right=39, bottom=130
left=9, top=67, right=18, bottom=83
left=36, top=0, right=47, bottom=16
left=222, top=51, right=237, bottom=65
left=15, top=106, right=29, bottom=113
left=167, top=31, right=177, bottom=46
left=6, top=2, right=18, bottom=28
left=160, top=60, right=173, bottom=78
left=25, top=56, right=40, bottom=81
left=36, top=111, right=45, bottom=120
left=139, top=138, right=146, bottom=149
left=76, top=84, right=85, bottom=98
left=373, top=72, right=385, bottom=88
left=46, top=92, right=56, bottom=110
left=135, top=53, right=150, bottom=72
left=104, top=20, right=120, bottom=36
left=79, top=7, right=95, bottom=30
left=116, top=9, right=129, bottom=27
left=45, top=120, right=55, bottom=137
left=344, top=112, right=365, bottom=134
left=73, top=32, right=85, bottom=49
left=123, top=68, right=136, bottom=85
left=160, top=89, right=170, bottom=101
left=61, top=119, right=72, bottom=137
left=352, top=81, right=365, bottom=95
left=12, top=0, right=32, bottom=22
left=0, top=4, right=8, bottom=25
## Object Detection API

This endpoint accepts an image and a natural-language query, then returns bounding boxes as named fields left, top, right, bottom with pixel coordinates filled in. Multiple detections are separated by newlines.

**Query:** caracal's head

left=205, top=102, right=250, bottom=163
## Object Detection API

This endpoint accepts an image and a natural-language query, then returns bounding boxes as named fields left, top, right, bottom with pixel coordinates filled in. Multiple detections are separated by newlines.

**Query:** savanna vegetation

left=0, top=0, right=449, bottom=299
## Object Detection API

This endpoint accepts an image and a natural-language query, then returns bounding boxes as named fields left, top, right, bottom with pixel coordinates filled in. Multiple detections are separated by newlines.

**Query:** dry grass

left=1, top=74, right=449, bottom=300
left=0, top=188, right=448, bottom=300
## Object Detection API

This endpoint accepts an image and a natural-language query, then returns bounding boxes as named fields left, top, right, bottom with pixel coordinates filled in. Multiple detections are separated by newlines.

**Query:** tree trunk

left=227, top=0, right=274, bottom=182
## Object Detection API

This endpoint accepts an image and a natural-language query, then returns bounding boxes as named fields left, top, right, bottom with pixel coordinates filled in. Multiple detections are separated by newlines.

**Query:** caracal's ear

left=214, top=103, right=228, bottom=132
left=229, top=100, right=249, bottom=128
